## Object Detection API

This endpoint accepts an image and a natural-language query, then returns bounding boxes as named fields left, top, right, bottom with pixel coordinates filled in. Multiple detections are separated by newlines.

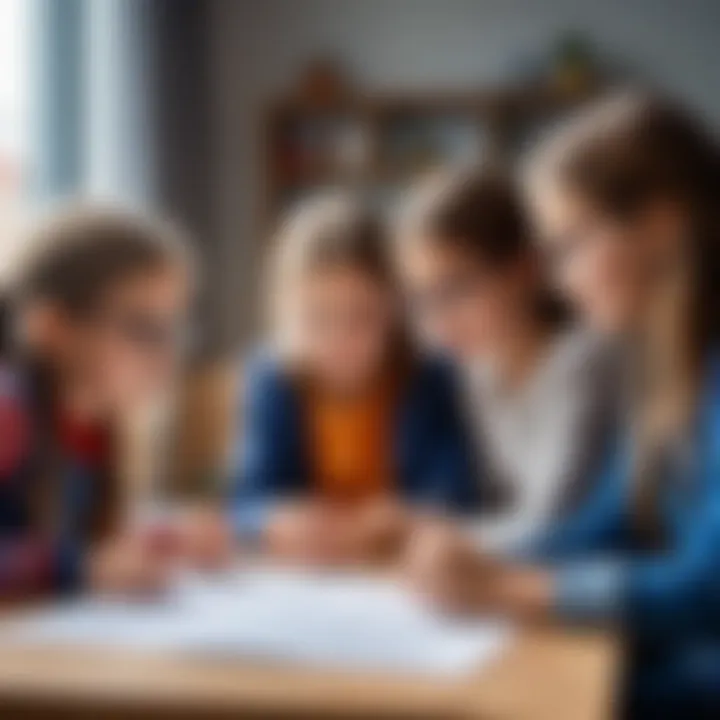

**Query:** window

left=0, top=0, right=29, bottom=193
left=0, top=0, right=30, bottom=275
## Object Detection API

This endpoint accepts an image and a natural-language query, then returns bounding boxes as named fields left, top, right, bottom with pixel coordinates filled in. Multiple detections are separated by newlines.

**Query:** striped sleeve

left=0, top=367, right=84, bottom=596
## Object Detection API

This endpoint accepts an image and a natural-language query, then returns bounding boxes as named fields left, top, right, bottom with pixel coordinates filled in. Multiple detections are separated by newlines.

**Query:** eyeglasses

left=95, top=309, right=192, bottom=354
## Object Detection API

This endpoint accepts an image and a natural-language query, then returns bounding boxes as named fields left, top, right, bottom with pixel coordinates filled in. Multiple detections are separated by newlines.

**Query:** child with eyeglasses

left=0, top=204, right=211, bottom=599
left=394, top=167, right=618, bottom=552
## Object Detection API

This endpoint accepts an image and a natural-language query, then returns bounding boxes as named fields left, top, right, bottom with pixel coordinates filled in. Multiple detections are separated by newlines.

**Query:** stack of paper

left=6, top=566, right=512, bottom=676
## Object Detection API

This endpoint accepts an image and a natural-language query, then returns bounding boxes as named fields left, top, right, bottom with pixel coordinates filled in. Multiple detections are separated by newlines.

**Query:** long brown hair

left=526, top=90, right=720, bottom=532
left=1, top=204, right=191, bottom=541
left=269, top=193, right=412, bottom=372
left=396, top=165, right=568, bottom=328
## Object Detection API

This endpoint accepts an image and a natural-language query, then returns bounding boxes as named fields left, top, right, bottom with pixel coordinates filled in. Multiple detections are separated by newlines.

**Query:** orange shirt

left=304, top=380, right=396, bottom=504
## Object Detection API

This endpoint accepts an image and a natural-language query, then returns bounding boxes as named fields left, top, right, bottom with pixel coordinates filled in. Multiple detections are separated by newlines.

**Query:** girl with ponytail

left=405, top=92, right=720, bottom=717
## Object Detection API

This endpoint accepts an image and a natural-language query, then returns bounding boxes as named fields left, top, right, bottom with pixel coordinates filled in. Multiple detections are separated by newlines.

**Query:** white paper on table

left=4, top=566, right=513, bottom=677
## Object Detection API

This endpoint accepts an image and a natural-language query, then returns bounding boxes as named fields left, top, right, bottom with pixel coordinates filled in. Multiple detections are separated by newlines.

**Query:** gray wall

left=210, top=0, right=720, bottom=348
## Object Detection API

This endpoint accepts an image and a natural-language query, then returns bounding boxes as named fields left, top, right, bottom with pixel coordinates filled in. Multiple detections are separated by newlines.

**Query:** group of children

left=1, top=90, right=720, bottom=717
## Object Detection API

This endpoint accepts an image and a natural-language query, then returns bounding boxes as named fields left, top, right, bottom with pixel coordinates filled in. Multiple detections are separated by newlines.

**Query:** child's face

left=530, top=184, right=686, bottom=336
left=57, top=265, right=191, bottom=415
left=291, top=266, right=396, bottom=390
left=396, top=239, right=529, bottom=363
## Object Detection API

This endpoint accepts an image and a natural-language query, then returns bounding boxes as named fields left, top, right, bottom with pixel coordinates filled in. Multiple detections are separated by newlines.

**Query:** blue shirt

left=531, top=355, right=720, bottom=714
left=229, top=352, right=480, bottom=536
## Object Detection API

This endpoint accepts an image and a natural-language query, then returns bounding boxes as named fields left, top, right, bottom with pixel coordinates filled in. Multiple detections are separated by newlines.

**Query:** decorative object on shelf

left=296, top=57, right=352, bottom=106
left=550, top=32, right=598, bottom=96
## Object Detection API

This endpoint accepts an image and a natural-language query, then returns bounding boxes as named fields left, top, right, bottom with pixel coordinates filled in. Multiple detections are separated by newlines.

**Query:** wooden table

left=0, top=626, right=616, bottom=720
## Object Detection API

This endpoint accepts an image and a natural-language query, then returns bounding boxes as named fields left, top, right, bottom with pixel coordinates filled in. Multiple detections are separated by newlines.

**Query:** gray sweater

left=463, top=328, right=620, bottom=552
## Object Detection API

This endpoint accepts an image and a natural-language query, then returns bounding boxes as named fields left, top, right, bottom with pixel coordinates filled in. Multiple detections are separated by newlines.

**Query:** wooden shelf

left=261, top=82, right=600, bottom=235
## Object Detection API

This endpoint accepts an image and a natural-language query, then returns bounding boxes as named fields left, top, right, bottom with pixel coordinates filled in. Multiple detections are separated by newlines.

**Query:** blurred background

left=2, top=0, right=719, bottom=497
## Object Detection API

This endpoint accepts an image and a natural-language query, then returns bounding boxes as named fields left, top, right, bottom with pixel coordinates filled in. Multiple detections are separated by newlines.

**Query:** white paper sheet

left=5, top=566, right=512, bottom=676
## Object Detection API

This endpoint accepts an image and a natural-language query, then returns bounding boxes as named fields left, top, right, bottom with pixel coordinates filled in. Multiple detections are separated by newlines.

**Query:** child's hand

left=136, top=506, right=236, bottom=571
left=173, top=506, right=236, bottom=571
left=267, top=499, right=410, bottom=566
left=406, top=522, right=555, bottom=621
left=404, top=520, right=498, bottom=615
left=266, top=502, right=331, bottom=563
left=89, top=536, right=171, bottom=598
left=352, top=498, right=411, bottom=562
left=266, top=502, right=357, bottom=565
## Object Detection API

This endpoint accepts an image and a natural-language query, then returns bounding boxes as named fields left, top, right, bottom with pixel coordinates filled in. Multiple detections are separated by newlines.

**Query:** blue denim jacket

left=229, top=352, right=480, bottom=536
left=531, top=355, right=720, bottom=715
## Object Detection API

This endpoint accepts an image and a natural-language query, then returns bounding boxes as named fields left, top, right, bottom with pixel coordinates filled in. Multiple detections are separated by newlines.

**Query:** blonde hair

left=268, top=194, right=399, bottom=358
